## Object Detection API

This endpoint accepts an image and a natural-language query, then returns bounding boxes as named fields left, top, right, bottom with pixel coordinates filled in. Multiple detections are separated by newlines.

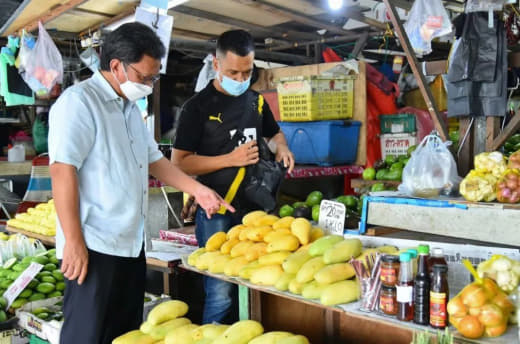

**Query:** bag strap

left=217, top=91, right=257, bottom=215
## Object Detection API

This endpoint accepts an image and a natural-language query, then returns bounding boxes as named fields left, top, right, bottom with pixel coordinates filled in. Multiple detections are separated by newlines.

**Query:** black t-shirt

left=174, top=82, right=280, bottom=212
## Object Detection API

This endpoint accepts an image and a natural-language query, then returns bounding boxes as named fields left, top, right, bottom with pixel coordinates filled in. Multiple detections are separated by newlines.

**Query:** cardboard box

left=17, top=297, right=62, bottom=344
left=380, top=133, right=417, bottom=158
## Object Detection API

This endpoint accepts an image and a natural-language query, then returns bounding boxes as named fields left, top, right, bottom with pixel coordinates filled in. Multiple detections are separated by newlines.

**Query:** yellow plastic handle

left=462, top=259, right=483, bottom=284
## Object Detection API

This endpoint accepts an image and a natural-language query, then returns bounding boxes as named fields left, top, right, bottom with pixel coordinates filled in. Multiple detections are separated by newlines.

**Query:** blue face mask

left=219, top=73, right=251, bottom=96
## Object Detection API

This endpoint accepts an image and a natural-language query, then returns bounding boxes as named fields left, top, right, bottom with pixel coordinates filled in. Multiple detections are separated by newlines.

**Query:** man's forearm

left=173, top=153, right=231, bottom=175
left=150, top=157, right=205, bottom=195
left=270, top=131, right=289, bottom=149
left=49, top=163, right=84, bottom=244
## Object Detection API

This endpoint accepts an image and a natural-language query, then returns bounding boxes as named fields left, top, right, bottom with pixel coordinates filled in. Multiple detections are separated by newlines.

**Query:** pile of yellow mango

left=7, top=200, right=56, bottom=236
left=114, top=299, right=310, bottom=344
left=187, top=211, right=399, bottom=306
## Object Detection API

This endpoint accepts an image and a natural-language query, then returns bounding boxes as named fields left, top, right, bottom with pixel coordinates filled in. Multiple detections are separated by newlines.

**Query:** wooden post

left=382, top=0, right=449, bottom=141
left=491, top=111, right=520, bottom=150
left=458, top=117, right=474, bottom=176
left=486, top=117, right=501, bottom=151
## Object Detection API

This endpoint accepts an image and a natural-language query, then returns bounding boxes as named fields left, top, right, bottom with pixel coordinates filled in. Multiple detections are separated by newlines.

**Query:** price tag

left=318, top=200, right=346, bottom=236
left=3, top=262, right=43, bottom=309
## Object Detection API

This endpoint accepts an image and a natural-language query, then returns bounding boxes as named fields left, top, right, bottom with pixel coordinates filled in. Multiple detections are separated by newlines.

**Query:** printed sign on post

left=318, top=200, right=346, bottom=236
left=3, top=263, right=44, bottom=309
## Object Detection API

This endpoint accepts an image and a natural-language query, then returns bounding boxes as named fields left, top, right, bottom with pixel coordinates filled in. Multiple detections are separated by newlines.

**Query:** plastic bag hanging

left=403, top=0, right=453, bottom=55
left=22, top=22, right=63, bottom=97
left=398, top=133, right=461, bottom=197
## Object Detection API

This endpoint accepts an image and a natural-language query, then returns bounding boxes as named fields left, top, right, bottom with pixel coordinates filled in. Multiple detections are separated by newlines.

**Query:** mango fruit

left=165, top=324, right=200, bottom=344
left=323, top=239, right=362, bottom=264
left=246, top=226, right=273, bottom=242
left=308, top=235, right=344, bottom=257
left=147, top=300, right=189, bottom=326
left=242, top=211, right=267, bottom=226
left=205, top=232, right=227, bottom=252
left=244, top=243, right=268, bottom=262
left=224, top=256, right=249, bottom=277
left=239, top=228, right=252, bottom=241
left=314, top=263, right=356, bottom=285
left=113, top=330, right=156, bottom=344
left=290, top=218, right=311, bottom=245
left=266, top=235, right=299, bottom=253
left=355, top=248, right=379, bottom=269
left=277, top=335, right=310, bottom=344
left=275, top=272, right=296, bottom=291
left=230, top=241, right=254, bottom=258
left=248, top=331, right=293, bottom=344
left=282, top=250, right=312, bottom=274
left=264, top=231, right=292, bottom=243
left=320, top=280, right=360, bottom=306
left=296, top=256, right=325, bottom=283
left=150, top=318, right=192, bottom=340
left=212, top=320, right=264, bottom=344
left=191, top=324, right=229, bottom=340
left=253, top=214, right=279, bottom=227
left=309, top=227, right=324, bottom=242
left=220, top=239, right=240, bottom=255
left=302, top=281, right=328, bottom=299
left=258, top=251, right=291, bottom=266
left=227, top=225, right=246, bottom=240
left=195, top=251, right=223, bottom=270
left=288, top=279, right=305, bottom=295
left=208, top=254, right=232, bottom=274
left=238, top=261, right=261, bottom=280
left=272, top=216, right=295, bottom=230
left=140, top=321, right=154, bottom=334
left=250, top=264, right=284, bottom=286
left=377, top=245, right=399, bottom=254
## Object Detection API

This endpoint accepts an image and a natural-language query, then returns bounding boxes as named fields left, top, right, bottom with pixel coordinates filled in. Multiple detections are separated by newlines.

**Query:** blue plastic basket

left=279, top=120, right=361, bottom=166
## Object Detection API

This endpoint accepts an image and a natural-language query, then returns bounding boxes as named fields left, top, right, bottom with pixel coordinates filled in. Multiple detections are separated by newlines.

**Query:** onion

left=499, top=188, right=512, bottom=199
left=505, top=173, right=517, bottom=181
left=506, top=179, right=517, bottom=190
left=497, top=182, right=507, bottom=189
left=458, top=315, right=485, bottom=339
left=484, top=321, right=508, bottom=337
left=478, top=303, right=505, bottom=327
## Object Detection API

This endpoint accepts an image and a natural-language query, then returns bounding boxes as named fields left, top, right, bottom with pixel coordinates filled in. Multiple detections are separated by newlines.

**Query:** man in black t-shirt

left=173, top=30, right=294, bottom=324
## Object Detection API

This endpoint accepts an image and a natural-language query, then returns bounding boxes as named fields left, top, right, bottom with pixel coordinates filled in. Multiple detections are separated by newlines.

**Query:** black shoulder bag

left=234, top=93, right=287, bottom=212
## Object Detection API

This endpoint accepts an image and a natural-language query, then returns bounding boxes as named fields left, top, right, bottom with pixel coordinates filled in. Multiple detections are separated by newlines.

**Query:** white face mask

left=112, top=65, right=153, bottom=102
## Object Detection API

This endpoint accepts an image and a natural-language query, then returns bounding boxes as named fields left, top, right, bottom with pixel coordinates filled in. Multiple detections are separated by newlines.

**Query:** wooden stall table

left=180, top=260, right=519, bottom=344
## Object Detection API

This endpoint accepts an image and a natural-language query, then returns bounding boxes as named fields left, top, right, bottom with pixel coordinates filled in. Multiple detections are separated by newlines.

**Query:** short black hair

left=100, top=22, right=166, bottom=71
left=216, top=30, right=254, bottom=58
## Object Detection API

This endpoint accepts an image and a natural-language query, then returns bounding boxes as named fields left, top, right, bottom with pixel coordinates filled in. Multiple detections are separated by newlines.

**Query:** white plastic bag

left=15, top=30, right=35, bottom=72
left=22, top=22, right=63, bottom=96
left=399, top=134, right=461, bottom=197
left=195, top=54, right=216, bottom=92
left=403, top=0, right=452, bottom=55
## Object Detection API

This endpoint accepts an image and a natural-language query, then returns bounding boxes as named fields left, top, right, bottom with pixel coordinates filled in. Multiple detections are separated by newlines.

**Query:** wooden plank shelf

left=6, top=225, right=55, bottom=246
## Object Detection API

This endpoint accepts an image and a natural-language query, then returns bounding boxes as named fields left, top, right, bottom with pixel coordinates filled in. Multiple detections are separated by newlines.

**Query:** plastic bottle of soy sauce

left=397, top=252, right=414, bottom=322
left=430, top=264, right=449, bottom=329
left=413, top=244, right=430, bottom=325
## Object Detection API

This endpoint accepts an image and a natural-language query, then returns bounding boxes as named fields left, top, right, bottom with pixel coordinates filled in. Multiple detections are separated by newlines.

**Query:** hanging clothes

left=446, top=12, right=507, bottom=117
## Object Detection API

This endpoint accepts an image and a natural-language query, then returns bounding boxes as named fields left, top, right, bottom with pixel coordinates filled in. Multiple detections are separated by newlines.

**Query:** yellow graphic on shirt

left=209, top=113, right=223, bottom=123
left=258, top=95, right=264, bottom=115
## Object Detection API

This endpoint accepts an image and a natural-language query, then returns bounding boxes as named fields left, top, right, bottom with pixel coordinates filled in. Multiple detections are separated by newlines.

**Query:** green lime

left=362, top=167, right=376, bottom=181
left=292, top=202, right=307, bottom=209
left=385, top=169, right=402, bottom=181
left=390, top=162, right=404, bottom=171
left=376, top=169, right=388, bottom=180
left=312, top=204, right=320, bottom=222
left=278, top=205, right=294, bottom=218
left=384, top=155, right=396, bottom=166
left=371, top=183, right=385, bottom=192
left=336, top=195, right=358, bottom=210
left=305, top=191, right=323, bottom=207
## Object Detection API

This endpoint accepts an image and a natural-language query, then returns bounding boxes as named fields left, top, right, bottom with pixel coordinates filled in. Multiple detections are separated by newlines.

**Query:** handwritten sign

left=318, top=200, right=346, bottom=236
left=3, top=263, right=43, bottom=309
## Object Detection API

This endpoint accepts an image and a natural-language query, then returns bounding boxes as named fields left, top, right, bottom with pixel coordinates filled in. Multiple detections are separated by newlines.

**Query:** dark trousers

left=59, top=248, right=146, bottom=344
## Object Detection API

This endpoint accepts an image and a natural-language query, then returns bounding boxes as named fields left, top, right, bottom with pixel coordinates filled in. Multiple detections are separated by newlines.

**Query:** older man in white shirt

left=48, top=22, right=232, bottom=344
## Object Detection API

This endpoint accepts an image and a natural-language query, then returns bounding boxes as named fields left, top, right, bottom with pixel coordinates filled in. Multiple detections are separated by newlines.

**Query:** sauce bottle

left=407, top=248, right=418, bottom=277
left=427, top=248, right=447, bottom=279
left=396, top=252, right=414, bottom=322
left=430, top=264, right=449, bottom=329
left=413, top=244, right=430, bottom=325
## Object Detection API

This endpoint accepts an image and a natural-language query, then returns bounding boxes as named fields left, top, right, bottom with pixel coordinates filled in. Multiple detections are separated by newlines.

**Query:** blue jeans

left=195, top=208, right=239, bottom=324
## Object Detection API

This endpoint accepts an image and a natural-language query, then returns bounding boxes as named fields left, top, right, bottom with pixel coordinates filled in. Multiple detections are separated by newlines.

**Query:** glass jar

left=380, top=285, right=397, bottom=316
left=381, top=254, right=400, bottom=287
